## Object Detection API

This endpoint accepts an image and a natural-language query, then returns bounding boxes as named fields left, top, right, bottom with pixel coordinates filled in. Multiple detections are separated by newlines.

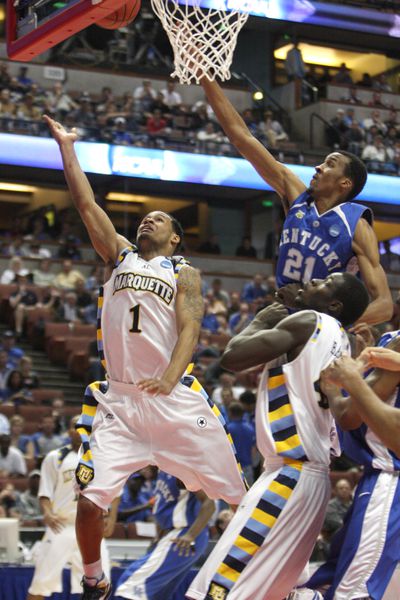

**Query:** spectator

left=193, top=332, right=221, bottom=364
left=326, top=108, right=349, bottom=148
left=85, top=264, right=104, bottom=293
left=242, top=109, right=258, bottom=137
left=32, top=415, right=63, bottom=457
left=4, top=369, right=33, bottom=405
left=323, top=478, right=353, bottom=540
left=15, top=469, right=42, bottom=523
left=149, top=91, right=170, bottom=117
left=53, top=260, right=85, bottom=291
left=197, top=121, right=228, bottom=154
left=316, top=66, right=332, bottom=98
left=146, top=108, right=168, bottom=144
left=362, top=110, right=387, bottom=136
left=240, top=390, right=257, bottom=430
left=9, top=274, right=39, bottom=339
left=0, top=88, right=16, bottom=123
left=343, top=119, right=365, bottom=156
left=9, top=415, right=34, bottom=458
left=51, top=397, right=69, bottom=436
left=23, top=240, right=51, bottom=259
left=235, top=236, right=257, bottom=258
left=0, top=433, right=27, bottom=476
left=209, top=278, right=230, bottom=309
left=201, top=298, right=221, bottom=334
left=343, top=107, right=357, bottom=128
left=258, top=110, right=288, bottom=147
left=241, top=274, right=268, bottom=305
left=228, top=301, right=253, bottom=335
left=17, top=66, right=33, bottom=89
left=111, top=117, right=134, bottom=146
left=0, top=256, right=29, bottom=284
left=70, top=93, right=97, bottom=134
left=16, top=92, right=41, bottom=125
left=0, top=62, right=11, bottom=88
left=341, top=87, right=361, bottom=105
left=55, top=291, right=81, bottom=324
left=133, top=79, right=157, bottom=114
left=0, top=412, right=10, bottom=435
left=284, top=41, right=306, bottom=81
left=197, top=235, right=221, bottom=254
left=333, top=63, right=353, bottom=85
left=160, top=80, right=182, bottom=110
left=368, top=91, right=387, bottom=108
left=25, top=215, right=51, bottom=241
left=57, top=234, right=82, bottom=261
left=7, top=235, right=26, bottom=257
left=214, top=508, right=234, bottom=537
left=357, top=72, right=373, bottom=88
left=0, top=350, right=11, bottom=402
left=373, top=73, right=392, bottom=93
left=380, top=240, right=400, bottom=272
left=117, top=473, right=153, bottom=522
left=211, top=372, right=245, bottom=407
left=32, top=258, right=55, bottom=287
left=227, top=402, right=256, bottom=485
left=19, top=356, right=40, bottom=389
left=45, top=81, right=78, bottom=119
left=0, top=331, right=24, bottom=370
left=362, top=135, right=394, bottom=173
left=385, top=109, right=400, bottom=132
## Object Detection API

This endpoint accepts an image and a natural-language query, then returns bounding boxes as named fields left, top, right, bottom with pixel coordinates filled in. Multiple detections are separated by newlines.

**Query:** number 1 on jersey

left=129, top=304, right=142, bottom=333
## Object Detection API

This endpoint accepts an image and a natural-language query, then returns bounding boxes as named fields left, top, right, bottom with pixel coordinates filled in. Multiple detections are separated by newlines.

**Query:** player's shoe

left=286, top=590, right=323, bottom=600
left=80, top=575, right=112, bottom=599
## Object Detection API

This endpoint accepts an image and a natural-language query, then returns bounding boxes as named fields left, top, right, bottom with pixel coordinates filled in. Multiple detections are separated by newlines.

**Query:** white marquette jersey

left=38, top=446, right=79, bottom=524
left=256, top=311, right=350, bottom=466
left=99, top=248, right=187, bottom=383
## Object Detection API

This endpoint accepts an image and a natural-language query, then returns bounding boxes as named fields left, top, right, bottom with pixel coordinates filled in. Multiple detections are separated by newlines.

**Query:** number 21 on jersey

left=129, top=304, right=142, bottom=333
left=282, top=248, right=316, bottom=282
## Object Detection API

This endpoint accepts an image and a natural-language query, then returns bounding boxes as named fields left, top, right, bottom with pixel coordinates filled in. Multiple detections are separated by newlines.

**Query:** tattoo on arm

left=177, top=267, right=204, bottom=324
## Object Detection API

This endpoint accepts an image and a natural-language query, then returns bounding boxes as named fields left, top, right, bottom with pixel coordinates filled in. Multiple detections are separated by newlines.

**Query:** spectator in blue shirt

left=0, top=331, right=24, bottom=369
left=241, top=274, right=268, bottom=306
left=201, top=298, right=220, bottom=334
left=118, top=473, right=154, bottom=523
left=228, top=302, right=253, bottom=335
left=227, top=402, right=256, bottom=485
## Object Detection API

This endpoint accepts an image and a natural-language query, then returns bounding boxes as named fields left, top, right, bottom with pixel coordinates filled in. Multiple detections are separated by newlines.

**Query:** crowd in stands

left=327, top=104, right=400, bottom=175
left=0, top=62, right=290, bottom=157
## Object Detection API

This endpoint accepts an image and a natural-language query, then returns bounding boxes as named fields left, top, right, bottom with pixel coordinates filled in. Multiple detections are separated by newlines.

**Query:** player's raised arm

left=352, top=218, right=393, bottom=324
left=322, top=355, right=400, bottom=454
left=200, top=78, right=306, bottom=212
left=44, top=115, right=125, bottom=264
left=221, top=311, right=315, bottom=372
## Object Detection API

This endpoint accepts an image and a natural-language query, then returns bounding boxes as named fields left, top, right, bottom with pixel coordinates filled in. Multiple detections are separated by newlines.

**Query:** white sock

left=83, top=558, right=103, bottom=584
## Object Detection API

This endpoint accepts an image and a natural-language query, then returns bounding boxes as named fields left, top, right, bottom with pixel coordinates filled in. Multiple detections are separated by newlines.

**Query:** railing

left=309, top=112, right=334, bottom=149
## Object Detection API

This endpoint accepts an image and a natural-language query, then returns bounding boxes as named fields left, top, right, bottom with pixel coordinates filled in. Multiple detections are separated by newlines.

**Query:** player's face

left=294, top=273, right=344, bottom=310
left=308, top=153, right=352, bottom=200
left=137, top=211, right=178, bottom=248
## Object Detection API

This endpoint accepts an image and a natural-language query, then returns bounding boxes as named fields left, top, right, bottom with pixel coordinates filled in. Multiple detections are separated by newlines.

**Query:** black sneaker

left=80, top=576, right=112, bottom=599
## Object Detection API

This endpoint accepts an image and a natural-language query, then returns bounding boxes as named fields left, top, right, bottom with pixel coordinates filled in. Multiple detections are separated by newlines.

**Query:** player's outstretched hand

left=137, top=378, right=174, bottom=395
left=359, top=346, right=400, bottom=372
left=171, top=533, right=196, bottom=557
left=43, top=114, right=79, bottom=145
left=275, top=283, right=301, bottom=308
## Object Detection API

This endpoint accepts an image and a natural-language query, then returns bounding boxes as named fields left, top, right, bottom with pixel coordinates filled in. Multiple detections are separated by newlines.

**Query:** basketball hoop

left=150, top=0, right=250, bottom=84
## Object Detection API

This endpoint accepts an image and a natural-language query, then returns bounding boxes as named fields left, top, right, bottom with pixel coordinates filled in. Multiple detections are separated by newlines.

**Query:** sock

left=83, top=558, right=103, bottom=585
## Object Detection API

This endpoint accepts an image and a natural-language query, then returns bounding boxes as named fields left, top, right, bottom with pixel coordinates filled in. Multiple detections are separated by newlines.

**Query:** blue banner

left=0, top=133, right=399, bottom=205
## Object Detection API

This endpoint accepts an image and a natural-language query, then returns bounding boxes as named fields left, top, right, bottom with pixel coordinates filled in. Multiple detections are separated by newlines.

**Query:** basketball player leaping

left=44, top=115, right=248, bottom=600
left=186, top=273, right=369, bottom=600
left=199, top=78, right=392, bottom=325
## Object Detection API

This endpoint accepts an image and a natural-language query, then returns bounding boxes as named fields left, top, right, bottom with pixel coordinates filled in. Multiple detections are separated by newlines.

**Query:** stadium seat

left=19, top=405, right=51, bottom=421
left=31, top=389, right=64, bottom=405
left=0, top=405, right=15, bottom=418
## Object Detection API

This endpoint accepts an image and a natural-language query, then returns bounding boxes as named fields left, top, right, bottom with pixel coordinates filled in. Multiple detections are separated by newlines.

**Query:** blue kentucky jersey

left=276, top=191, right=372, bottom=288
left=339, top=330, right=400, bottom=472
left=152, top=472, right=201, bottom=531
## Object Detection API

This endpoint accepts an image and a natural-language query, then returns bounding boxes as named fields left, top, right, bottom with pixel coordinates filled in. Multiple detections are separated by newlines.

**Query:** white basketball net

left=150, top=0, right=251, bottom=84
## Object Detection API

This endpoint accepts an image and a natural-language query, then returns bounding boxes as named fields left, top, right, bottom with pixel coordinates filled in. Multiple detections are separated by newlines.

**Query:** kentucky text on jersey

left=280, top=227, right=341, bottom=270
left=112, top=271, right=174, bottom=304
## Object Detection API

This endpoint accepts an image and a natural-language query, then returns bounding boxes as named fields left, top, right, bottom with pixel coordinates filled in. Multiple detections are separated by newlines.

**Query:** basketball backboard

left=7, top=0, right=129, bottom=61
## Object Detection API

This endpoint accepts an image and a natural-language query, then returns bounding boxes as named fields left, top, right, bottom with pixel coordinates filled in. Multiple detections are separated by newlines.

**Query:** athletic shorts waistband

left=264, top=456, right=329, bottom=474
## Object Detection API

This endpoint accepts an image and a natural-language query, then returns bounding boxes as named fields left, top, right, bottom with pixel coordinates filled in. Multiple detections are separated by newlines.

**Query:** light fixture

left=253, top=90, right=264, bottom=102
left=0, top=183, right=37, bottom=193
left=106, top=193, right=147, bottom=203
